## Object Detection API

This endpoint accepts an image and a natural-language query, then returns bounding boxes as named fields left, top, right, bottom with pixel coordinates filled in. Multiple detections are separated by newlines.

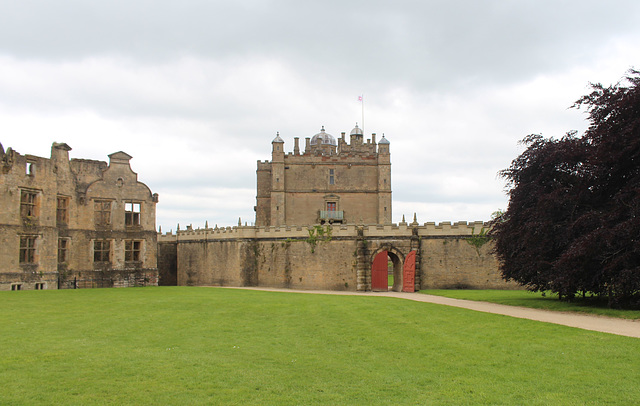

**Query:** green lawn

left=1, top=287, right=639, bottom=405
left=421, top=289, right=640, bottom=319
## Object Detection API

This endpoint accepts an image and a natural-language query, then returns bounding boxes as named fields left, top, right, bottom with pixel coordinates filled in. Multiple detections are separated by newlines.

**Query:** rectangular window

left=58, top=238, right=68, bottom=263
left=26, top=161, right=35, bottom=176
left=125, top=240, right=142, bottom=262
left=57, top=196, right=69, bottom=225
left=11, top=284, right=22, bottom=291
left=125, top=202, right=141, bottom=226
left=329, top=169, right=335, bottom=185
left=93, top=240, right=111, bottom=263
left=327, top=202, right=337, bottom=211
left=34, top=283, right=45, bottom=290
left=94, top=200, right=112, bottom=226
left=21, top=190, right=38, bottom=218
left=19, top=236, right=36, bottom=263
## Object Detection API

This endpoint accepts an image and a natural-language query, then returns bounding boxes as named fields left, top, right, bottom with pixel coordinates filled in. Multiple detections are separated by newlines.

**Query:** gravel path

left=221, top=286, right=640, bottom=338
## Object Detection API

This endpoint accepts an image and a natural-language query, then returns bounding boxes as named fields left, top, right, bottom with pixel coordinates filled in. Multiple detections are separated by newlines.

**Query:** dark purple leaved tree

left=491, top=70, right=640, bottom=308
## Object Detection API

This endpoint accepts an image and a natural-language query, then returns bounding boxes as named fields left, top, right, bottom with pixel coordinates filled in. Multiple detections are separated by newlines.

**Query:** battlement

left=158, top=220, right=490, bottom=243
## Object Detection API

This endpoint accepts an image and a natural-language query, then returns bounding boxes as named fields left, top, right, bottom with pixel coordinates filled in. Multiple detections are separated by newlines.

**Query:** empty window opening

left=93, top=240, right=111, bottom=262
left=125, top=202, right=141, bottom=226
left=19, top=236, right=36, bottom=263
left=125, top=240, right=141, bottom=262
left=26, top=162, right=35, bottom=175
left=57, top=196, right=69, bottom=225
left=94, top=200, right=112, bottom=226
left=58, top=238, right=68, bottom=263
left=21, top=190, right=37, bottom=218
left=34, top=283, right=45, bottom=290
left=11, top=283, right=22, bottom=291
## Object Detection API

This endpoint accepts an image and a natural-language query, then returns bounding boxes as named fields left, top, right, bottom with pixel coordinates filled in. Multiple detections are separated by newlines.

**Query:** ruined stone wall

left=0, top=142, right=158, bottom=290
left=159, top=221, right=518, bottom=292
left=157, top=239, right=177, bottom=286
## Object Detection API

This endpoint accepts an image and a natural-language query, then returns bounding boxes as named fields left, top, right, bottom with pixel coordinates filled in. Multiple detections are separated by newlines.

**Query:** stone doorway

left=371, top=250, right=403, bottom=292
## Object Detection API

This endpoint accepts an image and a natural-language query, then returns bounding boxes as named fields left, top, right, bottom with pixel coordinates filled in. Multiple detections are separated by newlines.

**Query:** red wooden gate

left=402, top=250, right=416, bottom=293
left=371, top=251, right=388, bottom=291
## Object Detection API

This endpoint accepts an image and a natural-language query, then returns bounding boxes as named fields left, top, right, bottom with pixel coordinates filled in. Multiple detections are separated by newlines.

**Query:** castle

left=0, top=142, right=158, bottom=290
left=256, top=125, right=391, bottom=226
left=1, top=125, right=517, bottom=292
left=157, top=125, right=517, bottom=292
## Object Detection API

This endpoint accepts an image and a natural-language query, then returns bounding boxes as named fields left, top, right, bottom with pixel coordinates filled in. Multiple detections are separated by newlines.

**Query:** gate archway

left=371, top=247, right=405, bottom=292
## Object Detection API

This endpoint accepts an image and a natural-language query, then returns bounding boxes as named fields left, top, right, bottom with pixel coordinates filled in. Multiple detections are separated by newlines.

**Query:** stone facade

left=158, top=126, right=516, bottom=292
left=0, top=142, right=158, bottom=290
left=256, top=125, right=392, bottom=227
left=158, top=221, right=518, bottom=291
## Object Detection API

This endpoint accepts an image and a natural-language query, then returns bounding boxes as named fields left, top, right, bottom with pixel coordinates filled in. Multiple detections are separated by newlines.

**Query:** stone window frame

left=20, top=189, right=39, bottom=218
left=125, top=201, right=142, bottom=227
left=26, top=161, right=35, bottom=176
left=323, top=194, right=341, bottom=211
left=94, top=199, right=112, bottom=227
left=93, top=239, right=111, bottom=263
left=56, top=195, right=70, bottom=225
left=329, top=168, right=335, bottom=185
left=11, top=283, right=23, bottom=291
left=58, top=238, right=69, bottom=263
left=34, top=282, right=45, bottom=290
left=19, top=235, right=37, bottom=264
left=125, top=240, right=142, bottom=263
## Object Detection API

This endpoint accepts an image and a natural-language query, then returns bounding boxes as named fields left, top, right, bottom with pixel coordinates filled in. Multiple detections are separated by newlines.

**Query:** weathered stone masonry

left=158, top=221, right=518, bottom=291
left=0, top=142, right=159, bottom=290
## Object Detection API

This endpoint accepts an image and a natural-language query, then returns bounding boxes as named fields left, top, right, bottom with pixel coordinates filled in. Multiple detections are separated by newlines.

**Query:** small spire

left=158, top=225, right=162, bottom=233
left=205, top=221, right=208, bottom=229
left=238, top=217, right=242, bottom=226
left=177, top=223, right=180, bottom=231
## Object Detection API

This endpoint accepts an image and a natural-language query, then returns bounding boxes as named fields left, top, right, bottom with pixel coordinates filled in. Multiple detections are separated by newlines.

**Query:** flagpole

left=361, top=94, right=364, bottom=136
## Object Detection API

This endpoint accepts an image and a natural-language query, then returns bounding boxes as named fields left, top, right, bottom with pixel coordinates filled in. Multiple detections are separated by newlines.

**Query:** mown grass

left=421, top=289, right=640, bottom=319
left=1, top=287, right=639, bottom=405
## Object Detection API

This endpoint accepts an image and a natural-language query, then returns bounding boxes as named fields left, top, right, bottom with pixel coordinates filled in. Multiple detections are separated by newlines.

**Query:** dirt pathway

left=221, top=286, right=640, bottom=338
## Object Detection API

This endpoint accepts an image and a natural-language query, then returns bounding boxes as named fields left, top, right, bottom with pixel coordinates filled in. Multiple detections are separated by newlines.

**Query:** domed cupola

left=310, top=126, right=337, bottom=146
left=350, top=123, right=363, bottom=136
left=272, top=132, right=284, bottom=143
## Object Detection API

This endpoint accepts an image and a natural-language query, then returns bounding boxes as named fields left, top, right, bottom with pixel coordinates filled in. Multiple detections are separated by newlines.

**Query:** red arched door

left=372, top=251, right=388, bottom=291
left=402, top=250, right=416, bottom=292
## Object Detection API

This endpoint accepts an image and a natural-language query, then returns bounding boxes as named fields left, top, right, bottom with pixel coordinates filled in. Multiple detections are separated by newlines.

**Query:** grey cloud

left=2, top=1, right=638, bottom=88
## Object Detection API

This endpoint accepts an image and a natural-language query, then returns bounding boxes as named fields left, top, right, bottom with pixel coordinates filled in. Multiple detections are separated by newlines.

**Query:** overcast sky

left=1, top=1, right=639, bottom=231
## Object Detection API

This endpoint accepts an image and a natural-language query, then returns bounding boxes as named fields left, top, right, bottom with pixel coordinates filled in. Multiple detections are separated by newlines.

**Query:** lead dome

left=310, top=126, right=337, bottom=146
left=350, top=123, right=363, bottom=136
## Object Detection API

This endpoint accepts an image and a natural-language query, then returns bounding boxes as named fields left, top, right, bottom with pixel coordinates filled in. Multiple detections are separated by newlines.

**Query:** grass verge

left=421, top=289, right=640, bottom=319
left=1, top=287, right=639, bottom=405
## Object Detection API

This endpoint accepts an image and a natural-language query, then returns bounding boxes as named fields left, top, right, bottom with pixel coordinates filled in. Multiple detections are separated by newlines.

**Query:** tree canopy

left=491, top=70, right=640, bottom=308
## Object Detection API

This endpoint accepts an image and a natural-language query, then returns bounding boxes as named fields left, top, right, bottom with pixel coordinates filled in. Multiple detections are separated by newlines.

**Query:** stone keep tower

left=255, top=124, right=392, bottom=227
